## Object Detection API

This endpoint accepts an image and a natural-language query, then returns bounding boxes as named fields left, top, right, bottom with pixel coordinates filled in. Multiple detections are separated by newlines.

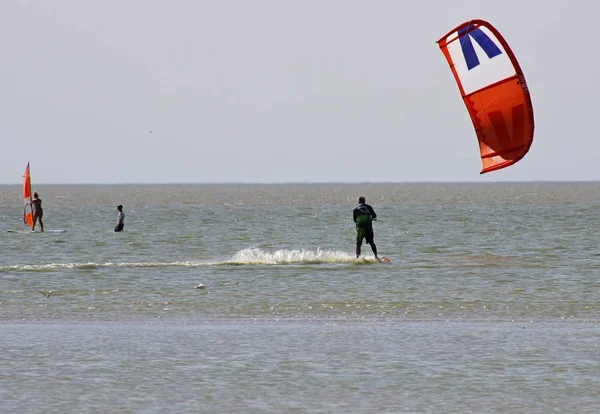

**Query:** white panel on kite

left=444, top=25, right=515, bottom=96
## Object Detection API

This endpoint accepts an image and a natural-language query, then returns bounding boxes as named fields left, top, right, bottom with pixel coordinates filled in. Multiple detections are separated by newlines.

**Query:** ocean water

left=1, top=183, right=599, bottom=413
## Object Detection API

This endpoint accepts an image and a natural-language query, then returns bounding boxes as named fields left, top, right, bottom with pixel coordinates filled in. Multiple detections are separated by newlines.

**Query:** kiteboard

left=7, top=229, right=67, bottom=234
left=355, top=256, right=391, bottom=264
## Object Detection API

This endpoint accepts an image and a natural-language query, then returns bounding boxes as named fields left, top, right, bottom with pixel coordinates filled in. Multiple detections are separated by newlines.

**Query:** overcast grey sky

left=0, top=1, right=593, bottom=183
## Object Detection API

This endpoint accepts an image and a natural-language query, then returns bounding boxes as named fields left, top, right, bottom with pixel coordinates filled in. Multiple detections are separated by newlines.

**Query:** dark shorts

left=114, top=223, right=124, bottom=232
left=356, top=226, right=374, bottom=244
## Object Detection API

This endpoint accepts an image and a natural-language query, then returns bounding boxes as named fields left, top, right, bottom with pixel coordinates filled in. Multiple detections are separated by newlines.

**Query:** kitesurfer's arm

left=367, top=204, right=377, bottom=220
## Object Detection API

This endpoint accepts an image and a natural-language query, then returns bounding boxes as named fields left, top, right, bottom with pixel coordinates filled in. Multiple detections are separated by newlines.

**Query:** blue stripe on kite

left=458, top=26, right=502, bottom=70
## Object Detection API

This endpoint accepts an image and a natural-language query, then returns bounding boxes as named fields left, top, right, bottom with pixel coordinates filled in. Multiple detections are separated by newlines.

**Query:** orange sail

left=23, top=162, right=33, bottom=228
left=437, top=20, right=534, bottom=174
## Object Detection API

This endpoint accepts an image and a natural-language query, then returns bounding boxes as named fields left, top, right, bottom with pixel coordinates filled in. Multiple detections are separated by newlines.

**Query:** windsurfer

left=353, top=196, right=379, bottom=260
left=31, top=192, right=43, bottom=232
left=115, top=205, right=125, bottom=232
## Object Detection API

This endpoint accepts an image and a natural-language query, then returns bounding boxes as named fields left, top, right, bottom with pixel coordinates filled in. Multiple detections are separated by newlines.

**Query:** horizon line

left=2, top=180, right=600, bottom=186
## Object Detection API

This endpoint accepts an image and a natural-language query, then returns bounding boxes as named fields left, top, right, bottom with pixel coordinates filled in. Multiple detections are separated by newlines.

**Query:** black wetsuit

left=353, top=203, right=378, bottom=258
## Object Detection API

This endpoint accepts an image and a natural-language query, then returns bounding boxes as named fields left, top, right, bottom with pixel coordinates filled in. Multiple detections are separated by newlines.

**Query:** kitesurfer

left=353, top=196, right=379, bottom=260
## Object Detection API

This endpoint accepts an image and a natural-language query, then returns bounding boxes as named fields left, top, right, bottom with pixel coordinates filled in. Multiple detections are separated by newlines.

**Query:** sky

left=0, top=1, right=595, bottom=183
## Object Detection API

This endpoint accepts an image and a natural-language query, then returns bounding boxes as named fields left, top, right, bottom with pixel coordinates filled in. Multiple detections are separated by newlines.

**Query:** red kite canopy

left=438, top=20, right=534, bottom=174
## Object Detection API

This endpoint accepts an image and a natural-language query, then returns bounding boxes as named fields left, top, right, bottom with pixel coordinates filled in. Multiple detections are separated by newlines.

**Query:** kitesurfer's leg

left=366, top=228, right=378, bottom=260
left=356, top=227, right=365, bottom=258
left=370, top=242, right=379, bottom=261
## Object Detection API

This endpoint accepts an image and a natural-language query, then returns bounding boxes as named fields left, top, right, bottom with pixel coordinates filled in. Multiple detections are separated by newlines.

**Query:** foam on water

left=228, top=247, right=364, bottom=264
left=0, top=261, right=204, bottom=272
left=0, top=248, right=381, bottom=272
